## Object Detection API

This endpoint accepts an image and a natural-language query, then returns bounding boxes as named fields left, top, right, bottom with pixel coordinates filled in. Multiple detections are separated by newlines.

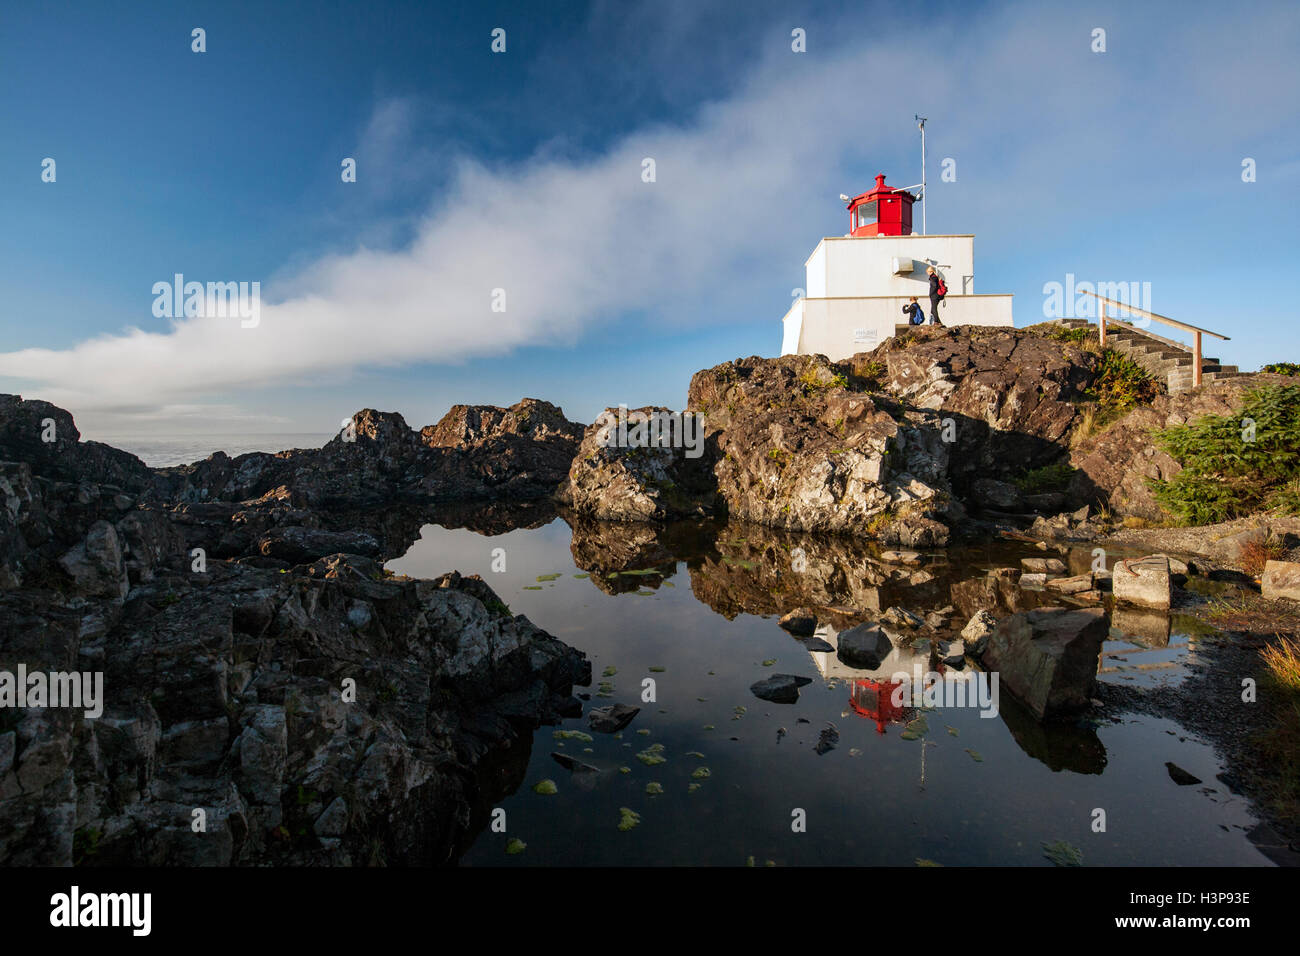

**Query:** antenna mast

left=915, top=114, right=927, bottom=235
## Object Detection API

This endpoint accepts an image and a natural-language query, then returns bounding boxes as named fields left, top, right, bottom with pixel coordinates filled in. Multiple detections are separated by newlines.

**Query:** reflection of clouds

left=387, top=519, right=574, bottom=584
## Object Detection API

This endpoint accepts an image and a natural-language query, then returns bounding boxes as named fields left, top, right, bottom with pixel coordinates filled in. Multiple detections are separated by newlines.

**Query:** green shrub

left=1149, top=384, right=1300, bottom=524
left=1262, top=362, right=1300, bottom=376
left=1014, top=462, right=1077, bottom=494
left=1089, top=348, right=1162, bottom=417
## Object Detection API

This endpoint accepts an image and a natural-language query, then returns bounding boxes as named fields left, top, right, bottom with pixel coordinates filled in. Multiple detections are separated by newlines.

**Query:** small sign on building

left=853, top=328, right=878, bottom=348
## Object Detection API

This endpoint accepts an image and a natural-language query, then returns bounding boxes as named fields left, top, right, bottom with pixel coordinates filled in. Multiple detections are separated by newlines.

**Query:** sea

left=94, top=434, right=333, bottom=468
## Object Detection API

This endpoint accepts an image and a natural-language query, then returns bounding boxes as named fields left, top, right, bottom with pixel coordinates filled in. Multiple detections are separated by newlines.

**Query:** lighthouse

left=780, top=173, right=1014, bottom=358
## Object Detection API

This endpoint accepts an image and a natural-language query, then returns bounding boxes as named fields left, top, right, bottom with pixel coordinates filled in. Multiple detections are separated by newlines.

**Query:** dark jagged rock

left=750, top=674, right=813, bottom=704
left=587, top=703, right=640, bottom=733
left=0, top=394, right=591, bottom=866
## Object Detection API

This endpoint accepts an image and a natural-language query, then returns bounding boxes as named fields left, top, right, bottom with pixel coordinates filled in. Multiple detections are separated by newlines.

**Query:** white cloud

left=3, top=0, right=1297, bottom=427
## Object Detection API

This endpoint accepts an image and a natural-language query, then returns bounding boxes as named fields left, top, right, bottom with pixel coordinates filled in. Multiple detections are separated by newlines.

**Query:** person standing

left=926, top=267, right=946, bottom=326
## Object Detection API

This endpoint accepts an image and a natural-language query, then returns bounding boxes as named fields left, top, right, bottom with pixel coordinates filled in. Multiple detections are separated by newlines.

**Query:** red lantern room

left=847, top=173, right=916, bottom=237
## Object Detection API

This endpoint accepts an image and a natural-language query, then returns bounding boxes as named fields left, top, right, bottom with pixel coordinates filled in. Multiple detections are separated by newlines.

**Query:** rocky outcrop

left=0, top=395, right=591, bottom=865
left=847, top=326, right=1097, bottom=493
left=147, top=398, right=583, bottom=511
left=559, top=406, right=719, bottom=521
left=687, top=354, right=955, bottom=542
left=1068, top=378, right=1259, bottom=520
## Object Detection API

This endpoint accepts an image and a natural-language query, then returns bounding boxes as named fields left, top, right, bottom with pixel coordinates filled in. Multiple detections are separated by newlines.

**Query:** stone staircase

left=1054, top=318, right=1240, bottom=394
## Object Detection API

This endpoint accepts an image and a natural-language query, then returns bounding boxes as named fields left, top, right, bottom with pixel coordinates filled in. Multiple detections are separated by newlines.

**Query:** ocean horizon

left=93, top=432, right=334, bottom=468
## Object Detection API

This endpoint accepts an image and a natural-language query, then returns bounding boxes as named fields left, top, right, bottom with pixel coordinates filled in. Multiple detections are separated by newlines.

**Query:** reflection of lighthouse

left=849, top=677, right=911, bottom=734
left=779, top=173, right=1014, bottom=359
left=806, top=623, right=917, bottom=734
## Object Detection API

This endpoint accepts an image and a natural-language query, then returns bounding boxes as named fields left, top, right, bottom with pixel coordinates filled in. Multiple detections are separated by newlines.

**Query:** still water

left=389, top=512, right=1271, bottom=867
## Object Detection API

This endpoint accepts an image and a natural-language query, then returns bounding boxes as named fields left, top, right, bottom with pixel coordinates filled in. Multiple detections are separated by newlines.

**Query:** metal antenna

left=915, top=115, right=928, bottom=235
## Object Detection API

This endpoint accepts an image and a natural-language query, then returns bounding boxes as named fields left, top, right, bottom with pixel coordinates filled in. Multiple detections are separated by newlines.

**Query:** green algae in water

left=636, top=743, right=667, bottom=766
left=915, top=858, right=942, bottom=867
left=965, top=748, right=983, bottom=762
left=635, top=590, right=654, bottom=596
left=686, top=751, right=706, bottom=759
left=702, top=724, right=715, bottom=730
left=649, top=666, right=666, bottom=673
left=691, top=767, right=711, bottom=779
left=536, top=573, right=562, bottom=582
left=900, top=716, right=929, bottom=740
left=636, top=728, right=651, bottom=736
left=646, top=782, right=663, bottom=795
left=1042, top=840, right=1083, bottom=867
left=618, top=807, right=641, bottom=831
left=688, top=783, right=701, bottom=794
left=619, top=766, right=631, bottom=774
left=554, top=730, right=593, bottom=743
left=946, top=725, right=959, bottom=737
left=533, top=779, right=558, bottom=795
left=573, top=573, right=590, bottom=579
left=601, top=665, right=617, bottom=677
left=506, top=838, right=527, bottom=855
left=523, top=586, right=543, bottom=590
left=761, top=659, right=776, bottom=667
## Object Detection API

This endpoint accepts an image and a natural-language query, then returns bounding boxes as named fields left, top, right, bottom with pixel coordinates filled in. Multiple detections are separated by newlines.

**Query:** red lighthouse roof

left=846, top=173, right=916, bottom=237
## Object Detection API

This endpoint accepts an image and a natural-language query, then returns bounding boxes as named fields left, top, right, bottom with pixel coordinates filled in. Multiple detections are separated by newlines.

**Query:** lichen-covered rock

left=559, top=406, right=719, bottom=521
left=687, top=355, right=954, bottom=540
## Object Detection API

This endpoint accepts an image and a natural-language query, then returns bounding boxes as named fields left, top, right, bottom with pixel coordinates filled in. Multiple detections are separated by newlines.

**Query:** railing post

left=1098, top=300, right=1106, bottom=347
left=1193, top=330, right=1202, bottom=388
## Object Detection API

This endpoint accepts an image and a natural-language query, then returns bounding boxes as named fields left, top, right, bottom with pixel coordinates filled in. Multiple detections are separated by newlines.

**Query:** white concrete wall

left=786, top=294, right=1014, bottom=360
left=805, top=235, right=978, bottom=300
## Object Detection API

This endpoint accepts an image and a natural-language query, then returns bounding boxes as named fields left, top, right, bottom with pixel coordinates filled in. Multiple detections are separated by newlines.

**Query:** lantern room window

left=855, top=200, right=877, bottom=229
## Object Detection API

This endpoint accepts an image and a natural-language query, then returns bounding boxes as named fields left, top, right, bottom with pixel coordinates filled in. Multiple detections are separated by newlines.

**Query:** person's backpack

left=935, top=277, right=947, bottom=297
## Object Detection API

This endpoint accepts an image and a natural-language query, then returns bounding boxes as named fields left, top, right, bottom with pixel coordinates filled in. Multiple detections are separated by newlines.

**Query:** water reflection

left=385, top=502, right=1271, bottom=866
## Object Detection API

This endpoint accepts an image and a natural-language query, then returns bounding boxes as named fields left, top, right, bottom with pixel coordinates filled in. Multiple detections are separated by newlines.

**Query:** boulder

left=587, top=703, right=640, bottom=733
left=778, top=607, right=818, bottom=637
left=971, top=478, right=1023, bottom=511
left=1045, top=572, right=1094, bottom=594
left=750, top=674, right=813, bottom=704
left=979, top=607, right=1109, bottom=720
left=1262, top=560, right=1300, bottom=602
left=1021, top=557, right=1067, bottom=574
left=1020, top=572, right=1048, bottom=587
left=1113, top=555, right=1172, bottom=609
left=960, top=610, right=998, bottom=655
left=879, top=550, right=923, bottom=565
left=836, top=624, right=893, bottom=670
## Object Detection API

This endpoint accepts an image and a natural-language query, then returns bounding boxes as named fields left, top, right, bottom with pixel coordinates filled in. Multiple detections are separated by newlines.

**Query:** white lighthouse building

left=780, top=174, right=1014, bottom=359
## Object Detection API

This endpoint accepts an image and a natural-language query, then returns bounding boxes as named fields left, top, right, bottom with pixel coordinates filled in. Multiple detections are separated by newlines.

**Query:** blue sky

left=1, top=0, right=1297, bottom=440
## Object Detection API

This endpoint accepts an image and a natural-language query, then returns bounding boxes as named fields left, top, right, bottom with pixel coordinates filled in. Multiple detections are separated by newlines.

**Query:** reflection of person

left=902, top=297, right=924, bottom=326
left=926, top=267, right=945, bottom=326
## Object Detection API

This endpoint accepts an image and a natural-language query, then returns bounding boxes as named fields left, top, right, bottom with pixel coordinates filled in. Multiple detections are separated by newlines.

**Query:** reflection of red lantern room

left=849, top=678, right=910, bottom=734
left=846, top=174, right=916, bottom=237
